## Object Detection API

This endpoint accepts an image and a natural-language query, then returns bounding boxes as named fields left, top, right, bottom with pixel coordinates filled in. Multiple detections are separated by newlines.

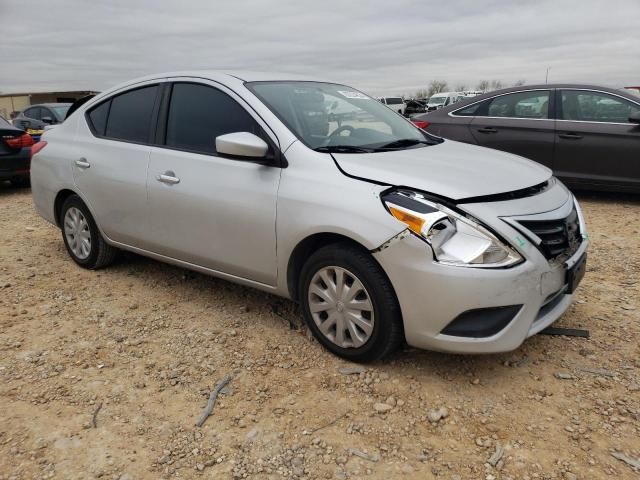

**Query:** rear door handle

left=156, top=171, right=180, bottom=185
left=477, top=127, right=498, bottom=134
left=558, top=133, right=583, bottom=140
left=75, top=158, right=90, bottom=169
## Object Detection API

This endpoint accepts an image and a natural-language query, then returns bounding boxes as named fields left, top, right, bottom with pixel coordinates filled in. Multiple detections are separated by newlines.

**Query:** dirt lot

left=0, top=184, right=638, bottom=480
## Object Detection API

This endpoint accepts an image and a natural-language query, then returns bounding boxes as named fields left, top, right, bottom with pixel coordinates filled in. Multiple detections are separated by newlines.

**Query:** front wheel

left=299, top=243, right=404, bottom=362
left=60, top=195, right=118, bottom=269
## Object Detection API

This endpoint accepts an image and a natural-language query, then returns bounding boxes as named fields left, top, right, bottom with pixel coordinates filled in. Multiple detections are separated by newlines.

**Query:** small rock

left=374, top=403, right=393, bottom=413
left=555, top=372, right=574, bottom=380
left=472, top=378, right=480, bottom=385
left=338, top=365, right=366, bottom=375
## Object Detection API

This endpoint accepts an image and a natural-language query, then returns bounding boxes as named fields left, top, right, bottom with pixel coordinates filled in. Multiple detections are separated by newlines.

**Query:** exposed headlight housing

left=382, top=190, right=522, bottom=268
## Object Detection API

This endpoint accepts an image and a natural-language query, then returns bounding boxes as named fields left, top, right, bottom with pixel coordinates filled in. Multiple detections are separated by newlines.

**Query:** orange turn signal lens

left=388, top=206, right=425, bottom=235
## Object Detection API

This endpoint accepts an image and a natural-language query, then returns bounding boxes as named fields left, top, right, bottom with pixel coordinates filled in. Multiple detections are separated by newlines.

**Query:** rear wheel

left=60, top=195, right=117, bottom=269
left=299, top=242, right=403, bottom=362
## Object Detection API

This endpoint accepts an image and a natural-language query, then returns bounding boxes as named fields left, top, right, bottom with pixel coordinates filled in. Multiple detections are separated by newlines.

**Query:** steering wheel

left=329, top=125, right=355, bottom=138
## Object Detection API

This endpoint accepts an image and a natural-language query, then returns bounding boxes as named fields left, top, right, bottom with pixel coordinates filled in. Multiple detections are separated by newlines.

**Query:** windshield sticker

left=337, top=90, right=369, bottom=100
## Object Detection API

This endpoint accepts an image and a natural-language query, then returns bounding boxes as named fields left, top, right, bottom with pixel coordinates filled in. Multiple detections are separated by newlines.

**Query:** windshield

left=247, top=81, right=430, bottom=151
left=51, top=105, right=70, bottom=120
left=428, top=95, right=447, bottom=105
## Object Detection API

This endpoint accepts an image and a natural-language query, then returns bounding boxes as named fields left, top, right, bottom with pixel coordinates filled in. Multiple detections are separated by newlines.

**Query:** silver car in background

left=31, top=72, right=588, bottom=362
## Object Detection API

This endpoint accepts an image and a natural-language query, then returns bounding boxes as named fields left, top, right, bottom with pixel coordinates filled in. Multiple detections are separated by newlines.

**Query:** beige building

left=0, top=90, right=97, bottom=120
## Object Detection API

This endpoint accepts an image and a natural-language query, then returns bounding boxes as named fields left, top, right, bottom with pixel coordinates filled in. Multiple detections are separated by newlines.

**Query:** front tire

left=299, top=242, right=404, bottom=362
left=60, top=195, right=117, bottom=269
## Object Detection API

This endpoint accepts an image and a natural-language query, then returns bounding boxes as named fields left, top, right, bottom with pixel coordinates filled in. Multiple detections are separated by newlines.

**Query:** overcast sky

left=1, top=0, right=638, bottom=96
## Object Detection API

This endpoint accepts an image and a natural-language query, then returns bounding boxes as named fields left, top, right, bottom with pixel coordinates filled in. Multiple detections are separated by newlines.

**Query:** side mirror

left=629, top=111, right=640, bottom=124
left=215, top=132, right=269, bottom=159
left=41, top=116, right=54, bottom=124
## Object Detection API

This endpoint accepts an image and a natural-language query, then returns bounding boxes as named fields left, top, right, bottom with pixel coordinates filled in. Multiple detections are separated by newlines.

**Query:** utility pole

left=545, top=67, right=551, bottom=84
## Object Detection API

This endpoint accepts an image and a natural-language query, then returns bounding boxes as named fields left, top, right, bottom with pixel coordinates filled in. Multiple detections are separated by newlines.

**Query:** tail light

left=4, top=133, right=35, bottom=149
left=412, top=120, right=430, bottom=129
left=31, top=141, right=48, bottom=157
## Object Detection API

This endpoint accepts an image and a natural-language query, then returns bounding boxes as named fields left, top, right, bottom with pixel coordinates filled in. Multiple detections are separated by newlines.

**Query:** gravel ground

left=0, top=183, right=638, bottom=480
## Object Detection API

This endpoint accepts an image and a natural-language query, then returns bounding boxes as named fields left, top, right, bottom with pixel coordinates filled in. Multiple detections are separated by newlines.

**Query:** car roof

left=27, top=103, right=72, bottom=108
left=425, top=83, right=639, bottom=115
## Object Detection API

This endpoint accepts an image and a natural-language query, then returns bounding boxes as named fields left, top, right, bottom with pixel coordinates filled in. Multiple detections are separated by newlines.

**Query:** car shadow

left=0, top=180, right=30, bottom=196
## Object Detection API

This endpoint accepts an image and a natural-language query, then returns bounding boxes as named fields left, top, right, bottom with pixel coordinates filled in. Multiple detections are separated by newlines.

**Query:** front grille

left=518, top=207, right=581, bottom=260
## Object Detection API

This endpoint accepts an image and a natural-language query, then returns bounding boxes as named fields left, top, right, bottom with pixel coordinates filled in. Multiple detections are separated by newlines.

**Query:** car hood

left=333, top=140, right=552, bottom=200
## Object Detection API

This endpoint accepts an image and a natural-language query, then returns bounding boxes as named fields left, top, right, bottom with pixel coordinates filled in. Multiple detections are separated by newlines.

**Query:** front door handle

left=477, top=127, right=498, bottom=134
left=157, top=171, right=180, bottom=185
left=75, top=158, right=90, bottom=169
left=558, top=132, right=583, bottom=140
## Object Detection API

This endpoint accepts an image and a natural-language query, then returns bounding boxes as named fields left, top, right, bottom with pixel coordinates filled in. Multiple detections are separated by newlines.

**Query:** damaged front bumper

left=372, top=183, right=589, bottom=354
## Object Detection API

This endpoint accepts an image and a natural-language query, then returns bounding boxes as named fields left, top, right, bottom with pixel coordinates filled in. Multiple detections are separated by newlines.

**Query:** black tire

left=60, top=195, right=118, bottom=269
left=299, top=242, right=404, bottom=362
left=11, top=176, right=30, bottom=188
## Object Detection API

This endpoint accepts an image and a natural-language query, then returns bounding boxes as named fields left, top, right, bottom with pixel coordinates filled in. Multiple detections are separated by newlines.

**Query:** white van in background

left=378, top=97, right=406, bottom=115
left=426, top=92, right=465, bottom=111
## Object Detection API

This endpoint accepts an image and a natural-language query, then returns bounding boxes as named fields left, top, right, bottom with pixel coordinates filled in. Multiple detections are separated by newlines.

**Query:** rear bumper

left=0, top=148, right=30, bottom=179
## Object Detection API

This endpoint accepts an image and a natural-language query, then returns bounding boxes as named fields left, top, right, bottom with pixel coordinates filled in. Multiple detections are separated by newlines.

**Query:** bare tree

left=476, top=80, right=490, bottom=92
left=427, top=80, right=448, bottom=98
left=489, top=80, right=504, bottom=91
left=513, top=79, right=526, bottom=86
left=413, top=88, right=429, bottom=99
left=454, top=84, right=467, bottom=92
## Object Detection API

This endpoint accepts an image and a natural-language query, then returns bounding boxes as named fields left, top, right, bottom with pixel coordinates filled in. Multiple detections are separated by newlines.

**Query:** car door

left=554, top=89, right=640, bottom=189
left=73, top=82, right=161, bottom=246
left=146, top=80, right=281, bottom=285
left=468, top=89, right=555, bottom=168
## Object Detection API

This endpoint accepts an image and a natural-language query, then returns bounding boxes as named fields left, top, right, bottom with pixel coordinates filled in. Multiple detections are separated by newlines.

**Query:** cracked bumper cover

left=372, top=190, right=588, bottom=354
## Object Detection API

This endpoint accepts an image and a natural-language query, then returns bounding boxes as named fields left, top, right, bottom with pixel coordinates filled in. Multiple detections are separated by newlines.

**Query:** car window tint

left=561, top=90, right=640, bottom=123
left=25, top=107, right=42, bottom=120
left=165, top=83, right=261, bottom=154
left=454, top=102, right=483, bottom=116
left=105, top=85, right=158, bottom=143
left=487, top=91, right=550, bottom=119
left=88, top=100, right=110, bottom=136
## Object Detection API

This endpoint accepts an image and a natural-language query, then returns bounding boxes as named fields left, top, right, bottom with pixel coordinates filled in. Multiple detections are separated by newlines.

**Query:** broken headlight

left=382, top=190, right=522, bottom=268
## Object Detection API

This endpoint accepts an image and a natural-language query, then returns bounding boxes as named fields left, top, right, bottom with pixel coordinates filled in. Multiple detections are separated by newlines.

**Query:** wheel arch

left=53, top=189, right=78, bottom=227
left=286, top=232, right=375, bottom=303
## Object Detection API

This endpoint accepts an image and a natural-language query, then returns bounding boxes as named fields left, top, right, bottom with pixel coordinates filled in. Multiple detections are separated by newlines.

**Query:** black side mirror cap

left=629, top=111, right=640, bottom=124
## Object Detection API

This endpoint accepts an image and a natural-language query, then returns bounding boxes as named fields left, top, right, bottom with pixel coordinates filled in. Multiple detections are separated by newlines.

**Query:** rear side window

left=165, top=83, right=261, bottom=155
left=487, top=91, right=550, bottom=119
left=104, top=85, right=159, bottom=143
left=88, top=101, right=110, bottom=136
left=453, top=102, right=482, bottom=116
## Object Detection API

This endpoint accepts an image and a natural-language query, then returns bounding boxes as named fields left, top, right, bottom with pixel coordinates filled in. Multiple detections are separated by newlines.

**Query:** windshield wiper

left=375, top=138, right=434, bottom=150
left=314, top=145, right=375, bottom=153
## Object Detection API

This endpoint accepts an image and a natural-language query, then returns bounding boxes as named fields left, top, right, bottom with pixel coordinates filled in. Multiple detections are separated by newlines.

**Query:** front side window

left=561, top=90, right=640, bottom=123
left=247, top=81, right=430, bottom=151
left=24, top=107, right=42, bottom=120
left=104, top=85, right=159, bottom=143
left=487, top=91, right=550, bottom=119
left=165, top=83, right=262, bottom=155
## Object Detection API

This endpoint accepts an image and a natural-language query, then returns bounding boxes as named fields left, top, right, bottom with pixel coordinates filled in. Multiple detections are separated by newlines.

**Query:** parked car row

left=413, top=84, right=640, bottom=193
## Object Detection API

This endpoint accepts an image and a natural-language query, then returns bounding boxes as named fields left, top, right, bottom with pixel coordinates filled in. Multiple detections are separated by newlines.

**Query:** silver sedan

left=31, top=72, right=588, bottom=361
